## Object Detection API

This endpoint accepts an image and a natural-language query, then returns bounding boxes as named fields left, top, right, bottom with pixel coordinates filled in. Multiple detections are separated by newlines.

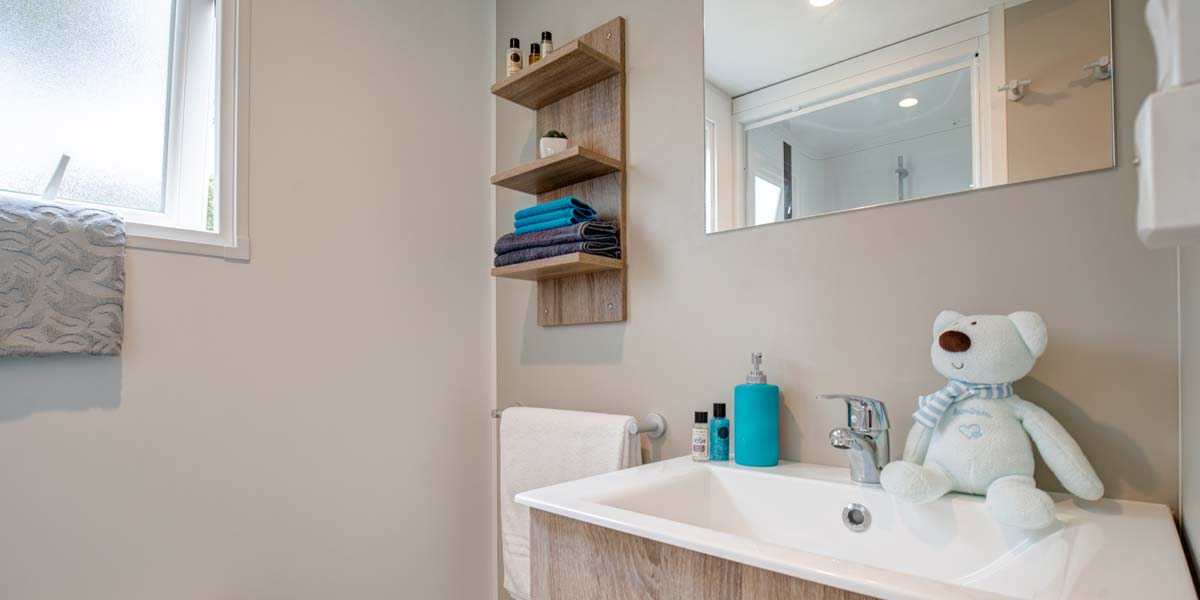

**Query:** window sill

left=0, top=191, right=248, bottom=260
left=126, top=222, right=249, bottom=260
left=128, top=233, right=250, bottom=260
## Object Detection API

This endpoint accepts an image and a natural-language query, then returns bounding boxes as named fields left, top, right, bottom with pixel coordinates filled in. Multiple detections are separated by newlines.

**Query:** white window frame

left=125, top=0, right=250, bottom=259
left=734, top=17, right=993, bottom=208
left=21, top=0, right=251, bottom=260
left=704, top=118, right=718, bottom=234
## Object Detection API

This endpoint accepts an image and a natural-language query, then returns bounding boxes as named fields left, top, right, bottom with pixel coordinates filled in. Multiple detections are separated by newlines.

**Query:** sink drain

left=842, top=503, right=871, bottom=532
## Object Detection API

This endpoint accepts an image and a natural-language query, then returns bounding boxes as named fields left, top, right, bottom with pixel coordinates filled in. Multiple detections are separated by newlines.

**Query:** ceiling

left=756, top=67, right=973, bottom=159
left=705, top=0, right=1001, bottom=96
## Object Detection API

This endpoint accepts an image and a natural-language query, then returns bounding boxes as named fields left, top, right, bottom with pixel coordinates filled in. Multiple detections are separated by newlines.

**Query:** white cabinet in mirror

left=703, top=0, right=1115, bottom=234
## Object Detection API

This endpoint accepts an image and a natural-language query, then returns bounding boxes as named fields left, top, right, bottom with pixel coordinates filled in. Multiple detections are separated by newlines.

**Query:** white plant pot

left=539, top=137, right=569, bottom=158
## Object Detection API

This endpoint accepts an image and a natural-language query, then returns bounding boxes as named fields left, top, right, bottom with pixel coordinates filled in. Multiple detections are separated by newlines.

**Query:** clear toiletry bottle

left=506, top=38, right=523, bottom=77
left=692, top=411, right=710, bottom=462
left=710, top=403, right=730, bottom=461
left=541, top=31, right=554, bottom=54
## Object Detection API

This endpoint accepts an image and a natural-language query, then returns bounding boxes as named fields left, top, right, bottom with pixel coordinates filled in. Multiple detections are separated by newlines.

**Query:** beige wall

left=496, top=0, right=1178, bottom=509
left=0, top=1, right=496, bottom=598
left=1005, top=0, right=1116, bottom=183
left=1182, top=245, right=1200, bottom=575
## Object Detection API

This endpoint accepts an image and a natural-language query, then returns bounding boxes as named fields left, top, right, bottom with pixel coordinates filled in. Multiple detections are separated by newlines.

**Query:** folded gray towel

left=494, top=242, right=621, bottom=268
left=494, top=221, right=618, bottom=255
left=0, top=194, right=126, bottom=356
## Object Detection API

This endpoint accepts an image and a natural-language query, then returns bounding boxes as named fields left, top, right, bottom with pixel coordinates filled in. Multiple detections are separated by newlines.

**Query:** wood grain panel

left=531, top=510, right=876, bottom=600
left=532, top=17, right=627, bottom=327
left=536, top=269, right=624, bottom=325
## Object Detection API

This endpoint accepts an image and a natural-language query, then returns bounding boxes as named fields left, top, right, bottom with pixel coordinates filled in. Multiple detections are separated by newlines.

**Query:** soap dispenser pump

left=734, top=352, right=780, bottom=467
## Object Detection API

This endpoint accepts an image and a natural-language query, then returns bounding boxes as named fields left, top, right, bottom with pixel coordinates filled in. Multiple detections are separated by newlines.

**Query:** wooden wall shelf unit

left=491, top=146, right=621, bottom=195
left=490, top=40, right=621, bottom=110
left=490, top=17, right=627, bottom=327
left=491, top=253, right=623, bottom=281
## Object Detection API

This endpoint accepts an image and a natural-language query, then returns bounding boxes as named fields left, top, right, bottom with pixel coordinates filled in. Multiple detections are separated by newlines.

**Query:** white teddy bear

left=879, top=310, right=1104, bottom=530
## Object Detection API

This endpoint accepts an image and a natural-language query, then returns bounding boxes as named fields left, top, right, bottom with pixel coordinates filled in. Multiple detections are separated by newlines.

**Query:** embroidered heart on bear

left=958, top=424, right=983, bottom=439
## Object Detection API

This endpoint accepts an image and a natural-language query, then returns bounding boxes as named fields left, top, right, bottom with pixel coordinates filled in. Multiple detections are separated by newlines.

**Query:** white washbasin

left=516, top=457, right=1195, bottom=600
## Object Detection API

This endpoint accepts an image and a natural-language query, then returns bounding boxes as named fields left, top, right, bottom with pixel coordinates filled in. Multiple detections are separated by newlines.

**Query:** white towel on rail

left=500, top=407, right=641, bottom=600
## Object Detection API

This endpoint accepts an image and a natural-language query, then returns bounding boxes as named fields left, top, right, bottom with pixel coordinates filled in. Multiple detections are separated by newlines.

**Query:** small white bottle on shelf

left=506, top=38, right=523, bottom=77
left=692, top=411, right=710, bottom=462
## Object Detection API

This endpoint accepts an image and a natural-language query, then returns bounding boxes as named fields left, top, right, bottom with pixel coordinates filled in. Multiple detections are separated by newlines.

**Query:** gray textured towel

left=494, top=241, right=621, bottom=268
left=0, top=195, right=126, bottom=356
left=494, top=221, right=618, bottom=255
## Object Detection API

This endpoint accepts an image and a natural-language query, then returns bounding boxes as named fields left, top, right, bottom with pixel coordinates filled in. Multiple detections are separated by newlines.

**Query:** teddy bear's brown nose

left=939, top=330, right=971, bottom=352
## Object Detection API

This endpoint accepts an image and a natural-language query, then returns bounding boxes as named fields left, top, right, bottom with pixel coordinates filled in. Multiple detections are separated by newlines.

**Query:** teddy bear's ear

left=933, top=310, right=964, bottom=339
left=1008, top=311, right=1048, bottom=358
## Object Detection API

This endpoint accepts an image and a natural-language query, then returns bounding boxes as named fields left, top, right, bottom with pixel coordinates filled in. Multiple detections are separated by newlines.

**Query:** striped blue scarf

left=913, top=380, right=1014, bottom=429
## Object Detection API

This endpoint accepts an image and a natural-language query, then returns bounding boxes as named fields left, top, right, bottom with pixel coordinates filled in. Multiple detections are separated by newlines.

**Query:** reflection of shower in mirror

left=704, top=0, right=1116, bottom=234
left=895, top=156, right=909, bottom=202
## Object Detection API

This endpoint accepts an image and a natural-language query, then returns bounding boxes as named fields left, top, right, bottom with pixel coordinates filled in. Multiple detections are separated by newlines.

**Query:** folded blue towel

left=514, top=208, right=596, bottom=228
left=513, top=197, right=595, bottom=221
left=514, top=214, right=597, bottom=235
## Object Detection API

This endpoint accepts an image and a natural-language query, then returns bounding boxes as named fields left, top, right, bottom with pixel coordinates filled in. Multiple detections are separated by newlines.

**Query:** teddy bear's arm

left=1009, top=398, right=1104, bottom=500
left=901, top=421, right=933, bottom=463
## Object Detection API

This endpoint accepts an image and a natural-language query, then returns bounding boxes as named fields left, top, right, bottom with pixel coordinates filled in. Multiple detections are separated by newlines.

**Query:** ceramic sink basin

left=516, top=457, right=1195, bottom=600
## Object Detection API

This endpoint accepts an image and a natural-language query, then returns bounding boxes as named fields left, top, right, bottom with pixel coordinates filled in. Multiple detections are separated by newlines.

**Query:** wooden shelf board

left=490, top=146, right=621, bottom=195
left=491, top=40, right=622, bottom=110
left=491, top=253, right=623, bottom=281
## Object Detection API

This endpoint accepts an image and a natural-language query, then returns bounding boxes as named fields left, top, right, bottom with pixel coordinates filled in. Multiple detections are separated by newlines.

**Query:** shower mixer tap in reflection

left=895, top=156, right=909, bottom=201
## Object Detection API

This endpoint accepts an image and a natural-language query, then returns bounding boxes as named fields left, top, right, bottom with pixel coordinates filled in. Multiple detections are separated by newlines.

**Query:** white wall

left=497, top=0, right=1179, bottom=513
left=0, top=1, right=496, bottom=598
left=1182, top=245, right=1200, bottom=577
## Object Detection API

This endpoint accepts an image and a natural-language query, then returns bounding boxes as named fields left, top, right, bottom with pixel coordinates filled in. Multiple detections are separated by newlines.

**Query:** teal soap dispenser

left=734, top=352, right=779, bottom=467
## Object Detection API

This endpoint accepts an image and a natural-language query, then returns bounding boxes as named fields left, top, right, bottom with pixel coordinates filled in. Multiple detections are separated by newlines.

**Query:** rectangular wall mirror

left=704, top=0, right=1115, bottom=234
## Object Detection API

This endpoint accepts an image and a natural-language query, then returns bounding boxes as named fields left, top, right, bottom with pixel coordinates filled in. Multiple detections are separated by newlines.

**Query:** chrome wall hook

left=1083, top=56, right=1113, bottom=80
left=998, top=79, right=1033, bottom=102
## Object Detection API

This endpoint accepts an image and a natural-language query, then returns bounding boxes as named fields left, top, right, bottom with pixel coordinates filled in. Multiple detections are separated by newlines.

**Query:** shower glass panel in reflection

left=744, top=68, right=975, bottom=224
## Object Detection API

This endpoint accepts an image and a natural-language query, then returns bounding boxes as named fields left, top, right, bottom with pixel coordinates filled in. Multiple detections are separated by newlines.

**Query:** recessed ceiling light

left=810, top=0, right=836, bottom=6
left=898, top=97, right=920, bottom=108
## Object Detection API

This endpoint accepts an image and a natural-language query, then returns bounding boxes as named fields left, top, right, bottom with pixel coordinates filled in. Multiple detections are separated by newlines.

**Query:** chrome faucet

left=820, top=394, right=890, bottom=484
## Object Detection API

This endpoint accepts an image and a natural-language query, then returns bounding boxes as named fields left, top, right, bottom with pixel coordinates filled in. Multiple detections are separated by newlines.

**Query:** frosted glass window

left=0, top=0, right=175, bottom=211
left=754, top=176, right=781, bottom=226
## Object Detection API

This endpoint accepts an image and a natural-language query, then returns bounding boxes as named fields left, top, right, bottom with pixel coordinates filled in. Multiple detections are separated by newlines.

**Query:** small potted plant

left=539, top=130, right=569, bottom=158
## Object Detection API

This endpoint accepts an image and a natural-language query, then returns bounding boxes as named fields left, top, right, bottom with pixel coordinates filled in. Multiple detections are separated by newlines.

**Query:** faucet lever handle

left=817, top=394, right=890, bottom=433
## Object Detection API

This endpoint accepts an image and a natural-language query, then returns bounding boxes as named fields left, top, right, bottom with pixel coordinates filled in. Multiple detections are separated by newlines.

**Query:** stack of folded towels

left=494, top=196, right=621, bottom=268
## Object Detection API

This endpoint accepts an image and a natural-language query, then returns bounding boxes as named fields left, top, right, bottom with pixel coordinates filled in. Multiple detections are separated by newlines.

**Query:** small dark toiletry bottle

left=528, top=42, right=542, bottom=66
left=710, top=403, right=730, bottom=461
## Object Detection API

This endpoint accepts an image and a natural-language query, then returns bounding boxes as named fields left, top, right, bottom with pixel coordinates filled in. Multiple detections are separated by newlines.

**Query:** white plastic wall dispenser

left=1136, top=0, right=1200, bottom=248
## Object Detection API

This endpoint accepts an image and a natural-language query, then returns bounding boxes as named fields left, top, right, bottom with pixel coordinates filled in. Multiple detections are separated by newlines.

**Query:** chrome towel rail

left=491, top=406, right=666, bottom=439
